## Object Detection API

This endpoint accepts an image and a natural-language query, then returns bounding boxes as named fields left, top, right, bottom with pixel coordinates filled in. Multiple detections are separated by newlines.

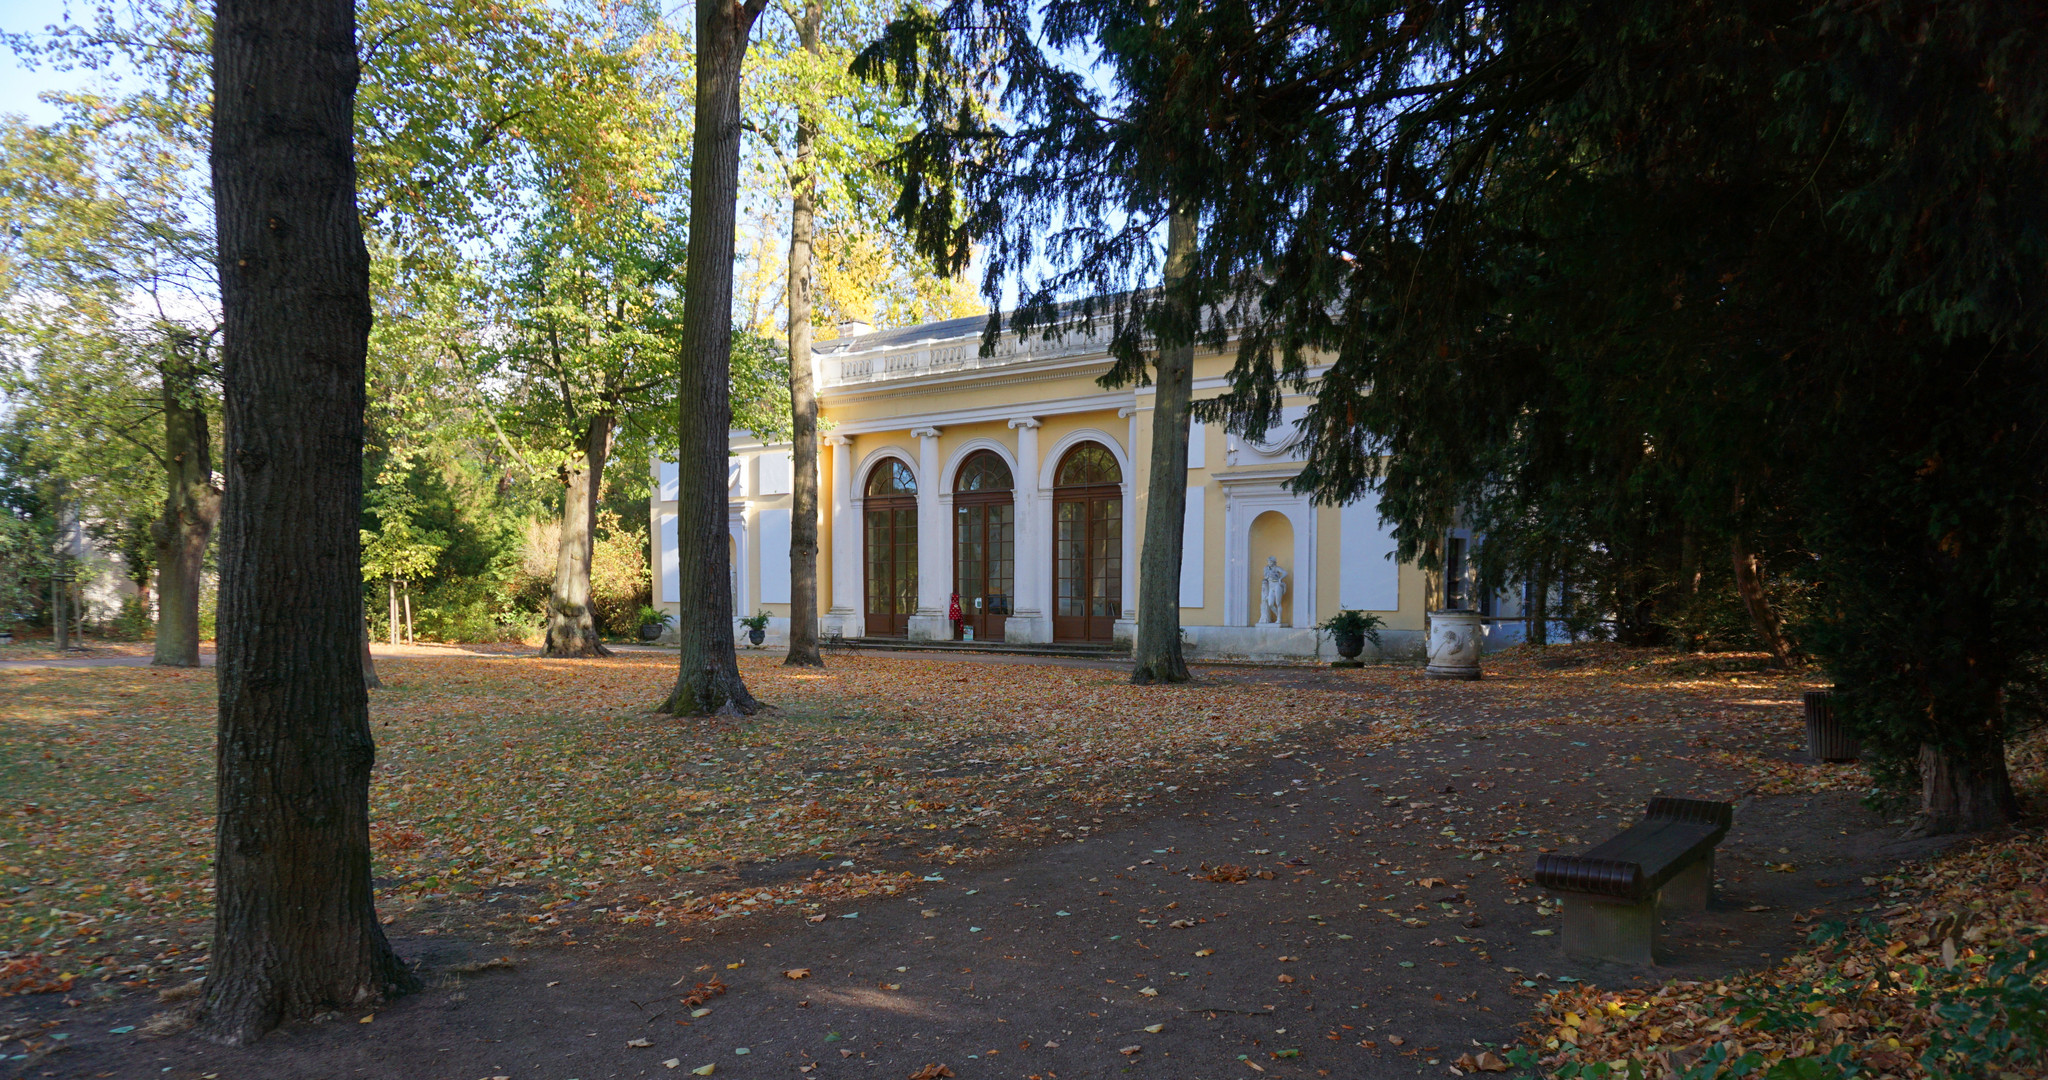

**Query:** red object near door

left=948, top=593, right=964, bottom=624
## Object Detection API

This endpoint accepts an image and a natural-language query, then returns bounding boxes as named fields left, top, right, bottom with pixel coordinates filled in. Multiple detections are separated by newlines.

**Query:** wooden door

left=952, top=450, right=1015, bottom=642
left=1051, top=443, right=1122, bottom=642
left=862, top=461, right=918, bottom=637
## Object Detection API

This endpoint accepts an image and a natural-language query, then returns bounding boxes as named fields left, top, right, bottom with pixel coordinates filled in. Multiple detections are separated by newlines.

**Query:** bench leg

left=1659, top=854, right=1714, bottom=914
left=1561, top=895, right=1662, bottom=965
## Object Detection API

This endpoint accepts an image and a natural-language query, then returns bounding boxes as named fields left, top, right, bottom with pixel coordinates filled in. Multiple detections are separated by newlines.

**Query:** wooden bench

left=1533, top=797, right=1733, bottom=965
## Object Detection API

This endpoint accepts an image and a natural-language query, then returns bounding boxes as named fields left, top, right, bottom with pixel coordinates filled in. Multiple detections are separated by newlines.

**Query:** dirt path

left=6, top=688, right=1948, bottom=1080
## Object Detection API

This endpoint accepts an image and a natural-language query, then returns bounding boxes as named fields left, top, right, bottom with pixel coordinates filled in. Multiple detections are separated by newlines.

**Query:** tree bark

left=360, top=595, right=380, bottom=690
left=152, top=336, right=221, bottom=667
left=662, top=0, right=769, bottom=715
left=1527, top=558, right=1549, bottom=648
left=1916, top=738, right=2015, bottom=835
left=1130, top=211, right=1198, bottom=685
left=1729, top=481, right=1791, bottom=668
left=782, top=0, right=825, bottom=670
left=1730, top=535, right=1791, bottom=668
left=544, top=414, right=615, bottom=657
left=200, top=0, right=414, bottom=1043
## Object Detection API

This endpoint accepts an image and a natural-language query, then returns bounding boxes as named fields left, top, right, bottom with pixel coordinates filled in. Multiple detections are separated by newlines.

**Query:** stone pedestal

left=1561, top=894, right=1663, bottom=966
left=1425, top=610, right=1484, bottom=680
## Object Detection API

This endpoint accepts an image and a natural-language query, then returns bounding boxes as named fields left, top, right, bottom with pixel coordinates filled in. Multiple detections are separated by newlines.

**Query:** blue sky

left=1, top=0, right=114, bottom=125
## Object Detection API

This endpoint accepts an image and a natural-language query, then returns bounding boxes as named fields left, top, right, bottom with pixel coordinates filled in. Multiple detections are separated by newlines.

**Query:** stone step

left=825, top=637, right=1130, bottom=659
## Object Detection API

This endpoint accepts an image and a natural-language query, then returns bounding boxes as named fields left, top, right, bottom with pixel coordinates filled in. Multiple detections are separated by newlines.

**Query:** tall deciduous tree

left=200, top=0, right=413, bottom=1042
left=0, top=113, right=223, bottom=665
left=781, top=0, right=826, bottom=668
left=662, top=0, right=771, bottom=716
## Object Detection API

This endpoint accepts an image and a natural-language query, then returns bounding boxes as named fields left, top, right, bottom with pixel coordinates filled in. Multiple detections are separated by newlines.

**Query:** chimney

left=837, top=319, right=873, bottom=339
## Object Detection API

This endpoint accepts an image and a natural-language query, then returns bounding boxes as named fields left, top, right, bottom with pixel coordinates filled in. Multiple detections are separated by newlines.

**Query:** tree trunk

left=663, top=0, right=768, bottom=716
left=1527, top=559, right=1549, bottom=648
left=544, top=415, right=615, bottom=657
left=1729, top=483, right=1791, bottom=667
left=1730, top=535, right=1791, bottom=668
left=152, top=336, right=222, bottom=667
left=51, top=558, right=68, bottom=652
left=1130, top=212, right=1199, bottom=685
left=1916, top=737, right=2015, bottom=835
left=200, top=0, right=414, bottom=1043
left=360, top=595, right=380, bottom=690
left=782, top=0, right=825, bottom=670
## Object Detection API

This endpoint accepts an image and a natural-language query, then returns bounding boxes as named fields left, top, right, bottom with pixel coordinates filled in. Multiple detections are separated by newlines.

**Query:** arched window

left=1055, top=443, right=1120, bottom=487
left=866, top=459, right=918, bottom=497
left=954, top=450, right=1014, bottom=493
left=1052, top=442, right=1121, bottom=641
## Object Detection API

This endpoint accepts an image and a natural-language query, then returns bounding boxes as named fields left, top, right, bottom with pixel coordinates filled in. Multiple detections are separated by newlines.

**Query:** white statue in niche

left=1258, top=556, right=1288, bottom=626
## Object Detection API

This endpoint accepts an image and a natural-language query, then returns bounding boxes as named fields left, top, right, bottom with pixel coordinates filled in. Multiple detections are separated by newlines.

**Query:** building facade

left=650, top=314, right=1510, bottom=659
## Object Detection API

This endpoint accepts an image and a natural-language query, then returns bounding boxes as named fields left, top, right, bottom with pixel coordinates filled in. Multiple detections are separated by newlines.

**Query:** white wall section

left=657, top=509, right=679, bottom=603
left=1180, top=486, right=1206, bottom=608
left=1339, top=493, right=1400, bottom=611
left=758, top=507, right=791, bottom=604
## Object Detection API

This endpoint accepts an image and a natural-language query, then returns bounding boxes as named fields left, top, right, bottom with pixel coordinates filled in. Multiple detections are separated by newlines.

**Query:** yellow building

left=651, top=314, right=1443, bottom=659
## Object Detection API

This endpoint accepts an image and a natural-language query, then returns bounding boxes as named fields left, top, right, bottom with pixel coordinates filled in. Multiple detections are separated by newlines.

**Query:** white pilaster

left=825, top=435, right=859, bottom=637
left=1006, top=417, right=1049, bottom=642
left=909, top=426, right=950, bottom=640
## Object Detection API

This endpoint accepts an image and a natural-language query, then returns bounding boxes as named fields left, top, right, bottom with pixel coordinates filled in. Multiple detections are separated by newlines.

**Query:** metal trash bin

left=1804, top=689, right=1860, bottom=762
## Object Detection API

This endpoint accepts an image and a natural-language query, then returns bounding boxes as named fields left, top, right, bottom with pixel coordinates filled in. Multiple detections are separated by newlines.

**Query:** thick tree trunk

left=1130, top=212, right=1199, bottom=685
left=1730, top=535, right=1791, bottom=668
left=200, top=0, right=414, bottom=1044
left=662, top=0, right=768, bottom=716
left=544, top=415, right=615, bottom=658
left=1916, top=738, right=2015, bottom=835
left=782, top=0, right=825, bottom=670
left=153, top=338, right=221, bottom=667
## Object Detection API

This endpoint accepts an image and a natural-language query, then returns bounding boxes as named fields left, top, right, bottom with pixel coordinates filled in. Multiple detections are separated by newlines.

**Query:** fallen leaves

left=907, top=1065, right=954, bottom=1079
left=783, top=968, right=810, bottom=980
left=1524, top=827, right=2048, bottom=1079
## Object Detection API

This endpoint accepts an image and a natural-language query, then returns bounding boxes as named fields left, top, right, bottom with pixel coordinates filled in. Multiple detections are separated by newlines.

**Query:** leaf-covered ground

left=1525, top=827, right=2048, bottom=1079
left=0, top=643, right=1838, bottom=996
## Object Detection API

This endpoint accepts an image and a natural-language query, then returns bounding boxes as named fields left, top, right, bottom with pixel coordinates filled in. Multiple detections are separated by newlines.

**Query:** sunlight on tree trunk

left=198, top=0, right=414, bottom=1043
left=663, top=0, right=769, bottom=716
left=1130, top=211, right=1197, bottom=686
left=545, top=414, right=615, bottom=657
left=783, top=0, right=825, bottom=670
left=152, top=335, right=220, bottom=668
left=1730, top=535, right=1790, bottom=668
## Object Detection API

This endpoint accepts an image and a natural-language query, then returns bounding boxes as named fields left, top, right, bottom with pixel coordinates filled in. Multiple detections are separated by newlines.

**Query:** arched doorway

left=1052, top=442, right=1121, bottom=642
left=863, top=460, right=918, bottom=637
left=953, top=450, right=1014, bottom=641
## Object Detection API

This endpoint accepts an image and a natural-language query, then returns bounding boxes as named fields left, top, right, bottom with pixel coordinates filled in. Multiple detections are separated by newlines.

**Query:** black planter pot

left=1804, top=689, right=1860, bottom=762
left=1333, top=630, right=1365, bottom=659
left=748, top=627, right=766, bottom=646
left=639, top=623, right=666, bottom=641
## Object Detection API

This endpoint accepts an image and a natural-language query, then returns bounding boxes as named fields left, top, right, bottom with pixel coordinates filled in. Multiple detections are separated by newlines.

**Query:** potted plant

left=738, top=610, right=771, bottom=646
left=637, top=605, right=673, bottom=641
left=1319, top=609, right=1384, bottom=668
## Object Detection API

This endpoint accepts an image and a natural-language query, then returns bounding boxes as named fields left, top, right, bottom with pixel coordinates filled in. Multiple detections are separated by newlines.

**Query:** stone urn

left=639, top=622, right=666, bottom=641
left=1425, top=610, right=1484, bottom=680
left=747, top=627, right=766, bottom=647
left=1331, top=630, right=1366, bottom=668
